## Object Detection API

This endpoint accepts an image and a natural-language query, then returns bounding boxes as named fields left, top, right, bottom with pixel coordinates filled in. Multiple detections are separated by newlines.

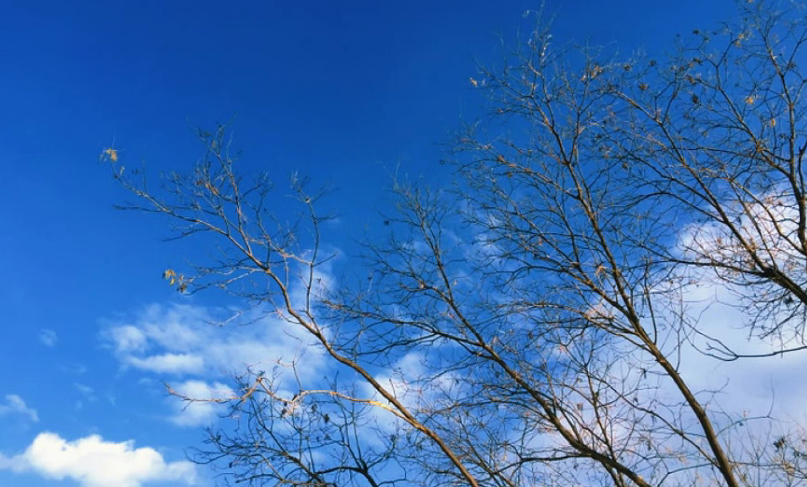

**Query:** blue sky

left=0, top=1, right=741, bottom=485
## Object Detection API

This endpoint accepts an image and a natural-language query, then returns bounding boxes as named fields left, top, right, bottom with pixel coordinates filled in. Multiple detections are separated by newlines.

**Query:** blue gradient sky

left=0, top=1, right=733, bottom=485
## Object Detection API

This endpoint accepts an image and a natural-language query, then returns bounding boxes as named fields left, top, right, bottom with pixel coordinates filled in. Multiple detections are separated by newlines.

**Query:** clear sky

left=0, top=1, right=742, bottom=486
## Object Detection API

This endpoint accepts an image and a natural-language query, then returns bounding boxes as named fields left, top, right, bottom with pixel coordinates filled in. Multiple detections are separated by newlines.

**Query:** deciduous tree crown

left=109, top=2, right=807, bottom=485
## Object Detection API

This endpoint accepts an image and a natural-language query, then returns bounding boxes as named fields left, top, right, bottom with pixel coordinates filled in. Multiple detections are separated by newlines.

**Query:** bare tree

left=108, top=1, right=807, bottom=486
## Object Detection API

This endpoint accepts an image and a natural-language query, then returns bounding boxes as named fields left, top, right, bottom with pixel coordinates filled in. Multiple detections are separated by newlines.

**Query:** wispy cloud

left=0, top=432, right=196, bottom=487
left=38, top=329, right=57, bottom=347
left=74, top=383, right=97, bottom=404
left=101, top=303, right=326, bottom=381
left=168, top=380, right=235, bottom=427
left=59, top=363, right=87, bottom=375
left=0, top=394, right=38, bottom=422
left=125, top=353, right=205, bottom=374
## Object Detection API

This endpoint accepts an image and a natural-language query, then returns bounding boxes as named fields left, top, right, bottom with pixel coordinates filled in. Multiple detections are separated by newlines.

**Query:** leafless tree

left=108, top=1, right=807, bottom=486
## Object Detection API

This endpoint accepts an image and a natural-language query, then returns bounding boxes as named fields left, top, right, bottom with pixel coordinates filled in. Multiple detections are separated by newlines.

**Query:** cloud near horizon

left=0, top=432, right=196, bottom=487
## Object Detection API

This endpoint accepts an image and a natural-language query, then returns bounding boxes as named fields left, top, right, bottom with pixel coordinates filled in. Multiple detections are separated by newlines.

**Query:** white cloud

left=107, top=325, right=148, bottom=353
left=591, top=202, right=807, bottom=472
left=101, top=302, right=331, bottom=428
left=639, top=188, right=807, bottom=420
left=672, top=275, right=807, bottom=421
left=60, top=363, right=88, bottom=375
left=125, top=353, right=205, bottom=374
left=168, top=380, right=235, bottom=427
left=360, top=352, right=461, bottom=436
left=102, top=303, right=327, bottom=383
left=74, top=383, right=97, bottom=404
left=0, top=432, right=196, bottom=487
left=0, top=394, right=38, bottom=422
left=38, top=329, right=57, bottom=347
left=676, top=187, right=804, bottom=281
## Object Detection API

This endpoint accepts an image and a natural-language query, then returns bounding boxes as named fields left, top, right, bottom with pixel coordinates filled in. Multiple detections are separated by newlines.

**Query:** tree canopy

left=109, top=2, right=807, bottom=486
